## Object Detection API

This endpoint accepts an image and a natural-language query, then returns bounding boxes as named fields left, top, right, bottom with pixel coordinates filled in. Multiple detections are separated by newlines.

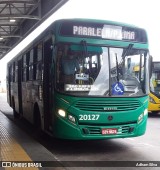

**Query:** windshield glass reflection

left=56, top=43, right=149, bottom=97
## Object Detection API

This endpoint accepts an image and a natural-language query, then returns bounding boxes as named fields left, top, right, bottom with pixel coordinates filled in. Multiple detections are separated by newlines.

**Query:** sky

left=0, top=0, right=160, bottom=81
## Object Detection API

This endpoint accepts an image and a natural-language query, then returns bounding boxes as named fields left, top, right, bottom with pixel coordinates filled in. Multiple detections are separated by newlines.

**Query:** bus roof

left=54, top=18, right=145, bottom=29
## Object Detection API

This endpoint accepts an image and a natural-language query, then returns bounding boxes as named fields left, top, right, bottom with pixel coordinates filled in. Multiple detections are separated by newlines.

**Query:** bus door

left=43, top=36, right=54, bottom=130
left=18, top=59, right=23, bottom=115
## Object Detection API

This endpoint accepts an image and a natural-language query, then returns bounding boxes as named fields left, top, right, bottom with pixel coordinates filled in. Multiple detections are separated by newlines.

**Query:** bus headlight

left=137, top=109, right=148, bottom=124
left=138, top=113, right=144, bottom=124
left=58, top=109, right=66, bottom=117
left=68, top=114, right=76, bottom=124
left=149, top=96, right=156, bottom=104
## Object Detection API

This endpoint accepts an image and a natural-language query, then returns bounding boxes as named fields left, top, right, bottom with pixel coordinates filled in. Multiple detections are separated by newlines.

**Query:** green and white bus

left=7, top=18, right=151, bottom=140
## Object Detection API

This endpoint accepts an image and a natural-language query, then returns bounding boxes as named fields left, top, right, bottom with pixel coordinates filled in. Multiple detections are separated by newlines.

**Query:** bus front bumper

left=148, top=103, right=160, bottom=112
left=52, top=115, right=148, bottom=140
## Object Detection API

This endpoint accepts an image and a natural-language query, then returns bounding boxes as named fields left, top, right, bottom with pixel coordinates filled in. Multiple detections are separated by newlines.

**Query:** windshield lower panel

left=56, top=43, right=149, bottom=97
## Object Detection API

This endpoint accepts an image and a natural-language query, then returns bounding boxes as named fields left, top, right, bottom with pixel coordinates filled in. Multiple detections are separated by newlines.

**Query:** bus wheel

left=12, top=99, right=19, bottom=119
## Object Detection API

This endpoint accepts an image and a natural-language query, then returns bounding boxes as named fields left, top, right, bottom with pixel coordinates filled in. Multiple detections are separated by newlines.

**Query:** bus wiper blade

left=115, top=53, right=119, bottom=82
left=81, top=40, right=88, bottom=57
left=118, top=44, right=134, bottom=70
left=122, top=44, right=134, bottom=58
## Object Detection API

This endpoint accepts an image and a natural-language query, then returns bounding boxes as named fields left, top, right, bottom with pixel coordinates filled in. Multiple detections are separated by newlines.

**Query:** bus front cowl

left=53, top=94, right=148, bottom=140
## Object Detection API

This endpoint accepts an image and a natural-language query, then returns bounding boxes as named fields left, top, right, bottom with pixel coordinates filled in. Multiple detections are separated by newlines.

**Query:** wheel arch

left=33, top=102, right=44, bottom=130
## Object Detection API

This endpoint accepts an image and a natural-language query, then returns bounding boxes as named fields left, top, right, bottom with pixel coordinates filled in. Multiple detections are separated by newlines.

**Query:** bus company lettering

left=73, top=25, right=135, bottom=40
left=104, top=107, right=118, bottom=111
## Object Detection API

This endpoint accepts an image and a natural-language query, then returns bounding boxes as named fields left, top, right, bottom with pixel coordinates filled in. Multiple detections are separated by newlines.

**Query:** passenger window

left=29, top=50, right=33, bottom=80
left=36, top=43, right=43, bottom=80
left=26, top=53, right=29, bottom=81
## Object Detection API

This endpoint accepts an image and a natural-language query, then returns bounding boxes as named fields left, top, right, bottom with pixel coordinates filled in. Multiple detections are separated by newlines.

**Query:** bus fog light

left=138, top=113, right=144, bottom=124
left=58, top=109, right=66, bottom=117
left=68, top=114, right=76, bottom=123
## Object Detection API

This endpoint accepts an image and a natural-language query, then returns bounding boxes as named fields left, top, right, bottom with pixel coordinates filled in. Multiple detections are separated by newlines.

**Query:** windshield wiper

left=115, top=53, right=119, bottom=82
left=116, top=44, right=133, bottom=79
left=81, top=40, right=88, bottom=58
left=122, top=44, right=134, bottom=58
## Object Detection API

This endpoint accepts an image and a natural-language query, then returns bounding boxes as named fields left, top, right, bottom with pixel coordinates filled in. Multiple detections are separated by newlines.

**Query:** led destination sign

left=60, top=21, right=147, bottom=42
left=73, top=25, right=135, bottom=40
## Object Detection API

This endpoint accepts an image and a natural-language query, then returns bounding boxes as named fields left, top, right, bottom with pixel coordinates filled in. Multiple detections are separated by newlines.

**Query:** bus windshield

left=56, top=43, right=149, bottom=97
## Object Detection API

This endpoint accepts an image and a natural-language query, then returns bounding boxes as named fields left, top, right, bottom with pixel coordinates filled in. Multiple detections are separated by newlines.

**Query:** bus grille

left=82, top=125, right=134, bottom=135
left=74, top=100, right=141, bottom=112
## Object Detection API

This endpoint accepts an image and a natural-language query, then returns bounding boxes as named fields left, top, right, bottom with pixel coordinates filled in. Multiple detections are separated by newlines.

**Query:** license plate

left=102, top=128, right=117, bottom=135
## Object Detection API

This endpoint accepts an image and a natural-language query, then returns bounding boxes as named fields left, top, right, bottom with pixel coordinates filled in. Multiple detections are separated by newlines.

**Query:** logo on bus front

left=111, top=82, right=124, bottom=95
left=104, top=107, right=117, bottom=111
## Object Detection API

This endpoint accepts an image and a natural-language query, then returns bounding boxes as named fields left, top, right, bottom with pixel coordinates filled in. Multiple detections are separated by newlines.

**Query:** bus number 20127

left=79, top=114, right=100, bottom=121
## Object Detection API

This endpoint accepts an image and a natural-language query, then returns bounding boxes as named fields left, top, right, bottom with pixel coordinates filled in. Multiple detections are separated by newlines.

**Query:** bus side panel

left=21, top=82, right=30, bottom=122
left=17, top=59, right=23, bottom=115
left=6, top=65, right=12, bottom=106
left=8, top=61, right=19, bottom=114
left=20, top=43, right=44, bottom=126
left=12, top=82, right=19, bottom=114
left=22, top=80, right=43, bottom=124
left=43, top=37, right=53, bottom=131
